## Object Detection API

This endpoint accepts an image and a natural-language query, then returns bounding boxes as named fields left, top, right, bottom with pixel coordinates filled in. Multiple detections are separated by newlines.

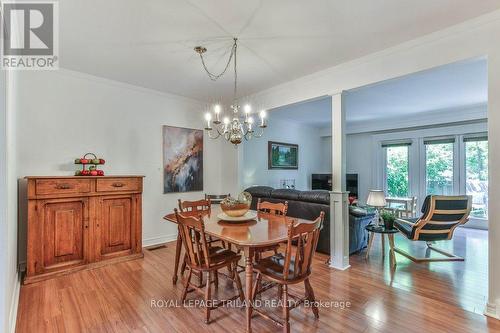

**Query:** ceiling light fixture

left=195, top=38, right=267, bottom=146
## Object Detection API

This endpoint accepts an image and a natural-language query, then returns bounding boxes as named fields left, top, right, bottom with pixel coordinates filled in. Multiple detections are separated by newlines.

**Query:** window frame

left=421, top=136, right=459, bottom=198
left=459, top=133, right=489, bottom=226
left=382, top=142, right=411, bottom=198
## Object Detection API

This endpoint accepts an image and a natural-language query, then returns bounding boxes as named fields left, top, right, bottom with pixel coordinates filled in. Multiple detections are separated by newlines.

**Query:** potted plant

left=381, top=211, right=396, bottom=229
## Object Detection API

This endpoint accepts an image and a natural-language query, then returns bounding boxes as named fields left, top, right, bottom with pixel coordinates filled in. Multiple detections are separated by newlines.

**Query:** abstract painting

left=268, top=141, right=299, bottom=169
left=163, top=126, right=203, bottom=193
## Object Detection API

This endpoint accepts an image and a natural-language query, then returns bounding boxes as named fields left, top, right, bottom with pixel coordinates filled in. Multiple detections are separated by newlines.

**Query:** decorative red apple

left=74, top=153, right=106, bottom=176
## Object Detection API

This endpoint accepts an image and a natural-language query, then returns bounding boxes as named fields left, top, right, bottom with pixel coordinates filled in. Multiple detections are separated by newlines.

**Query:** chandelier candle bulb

left=205, top=113, right=212, bottom=129
left=260, top=110, right=266, bottom=127
left=214, top=104, right=221, bottom=122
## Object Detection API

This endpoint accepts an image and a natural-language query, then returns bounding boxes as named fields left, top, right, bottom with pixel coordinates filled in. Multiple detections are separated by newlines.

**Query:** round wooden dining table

left=163, top=205, right=316, bottom=333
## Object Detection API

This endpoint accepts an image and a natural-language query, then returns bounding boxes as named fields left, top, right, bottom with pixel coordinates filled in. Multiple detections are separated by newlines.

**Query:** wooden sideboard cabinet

left=24, top=176, right=144, bottom=284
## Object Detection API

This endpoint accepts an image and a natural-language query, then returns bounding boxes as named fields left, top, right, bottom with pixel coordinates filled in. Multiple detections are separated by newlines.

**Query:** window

left=464, top=137, right=488, bottom=219
left=378, top=131, right=489, bottom=226
left=384, top=143, right=410, bottom=198
left=425, top=138, right=455, bottom=195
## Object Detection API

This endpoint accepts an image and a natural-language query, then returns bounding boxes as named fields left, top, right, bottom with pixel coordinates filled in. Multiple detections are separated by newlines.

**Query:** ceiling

left=60, top=1, right=500, bottom=102
left=269, top=97, right=332, bottom=127
left=345, top=57, right=488, bottom=122
left=269, top=57, right=487, bottom=127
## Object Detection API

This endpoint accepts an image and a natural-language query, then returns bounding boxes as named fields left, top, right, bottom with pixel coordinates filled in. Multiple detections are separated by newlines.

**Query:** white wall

left=345, top=133, right=373, bottom=204
left=4, top=71, right=20, bottom=333
left=14, top=69, right=227, bottom=250
left=240, top=116, right=325, bottom=191
left=0, top=70, right=8, bottom=332
left=319, top=136, right=332, bottom=174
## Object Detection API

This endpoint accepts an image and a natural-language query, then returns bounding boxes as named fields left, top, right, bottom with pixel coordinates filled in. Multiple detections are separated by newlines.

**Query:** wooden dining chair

left=252, top=211, right=325, bottom=333
left=174, top=209, right=244, bottom=324
left=173, top=198, right=221, bottom=285
left=257, top=198, right=289, bottom=215
left=254, top=199, right=289, bottom=261
left=178, top=198, right=211, bottom=214
left=205, top=193, right=230, bottom=204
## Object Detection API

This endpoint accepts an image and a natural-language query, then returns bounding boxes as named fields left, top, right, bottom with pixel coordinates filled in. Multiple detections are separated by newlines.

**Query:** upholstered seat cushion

left=394, top=218, right=419, bottom=239
left=395, top=217, right=454, bottom=241
left=199, top=246, right=241, bottom=268
left=253, top=253, right=304, bottom=281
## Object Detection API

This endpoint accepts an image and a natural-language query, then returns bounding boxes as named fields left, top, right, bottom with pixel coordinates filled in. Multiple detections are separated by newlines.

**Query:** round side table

left=365, top=224, right=399, bottom=268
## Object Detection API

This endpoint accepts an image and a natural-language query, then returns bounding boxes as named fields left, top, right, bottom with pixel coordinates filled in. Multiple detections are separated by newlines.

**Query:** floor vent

left=147, top=245, right=167, bottom=251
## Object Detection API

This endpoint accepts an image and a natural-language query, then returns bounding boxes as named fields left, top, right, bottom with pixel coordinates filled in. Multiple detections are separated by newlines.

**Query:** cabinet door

left=98, top=196, right=135, bottom=258
left=40, top=199, right=89, bottom=272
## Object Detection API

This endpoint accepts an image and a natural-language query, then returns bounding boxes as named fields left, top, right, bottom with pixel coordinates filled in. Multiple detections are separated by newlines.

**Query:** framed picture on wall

left=163, top=125, right=203, bottom=193
left=268, top=141, right=299, bottom=169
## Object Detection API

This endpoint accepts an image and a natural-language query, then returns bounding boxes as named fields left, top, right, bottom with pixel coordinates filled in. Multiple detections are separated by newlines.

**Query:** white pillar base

left=329, top=191, right=350, bottom=271
left=485, top=301, right=500, bottom=320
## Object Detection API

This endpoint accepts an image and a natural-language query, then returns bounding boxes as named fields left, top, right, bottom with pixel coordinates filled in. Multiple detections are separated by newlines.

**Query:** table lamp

left=367, top=190, right=386, bottom=227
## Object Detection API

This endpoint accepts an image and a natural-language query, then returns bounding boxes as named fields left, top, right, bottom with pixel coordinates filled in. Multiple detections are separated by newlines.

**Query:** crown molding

left=48, top=68, right=207, bottom=106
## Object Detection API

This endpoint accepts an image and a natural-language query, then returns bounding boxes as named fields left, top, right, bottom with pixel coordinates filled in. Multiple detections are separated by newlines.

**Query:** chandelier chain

left=233, top=39, right=237, bottom=103
left=198, top=38, right=266, bottom=146
left=198, top=39, right=236, bottom=80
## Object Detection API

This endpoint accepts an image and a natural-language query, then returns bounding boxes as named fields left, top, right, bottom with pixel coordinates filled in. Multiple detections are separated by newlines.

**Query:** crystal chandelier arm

left=251, top=127, right=266, bottom=138
left=206, top=123, right=226, bottom=139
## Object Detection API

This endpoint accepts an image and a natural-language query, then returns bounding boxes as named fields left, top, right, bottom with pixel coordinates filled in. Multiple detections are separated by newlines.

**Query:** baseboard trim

left=142, top=233, right=177, bottom=248
left=9, top=275, right=20, bottom=333
left=485, top=302, right=500, bottom=320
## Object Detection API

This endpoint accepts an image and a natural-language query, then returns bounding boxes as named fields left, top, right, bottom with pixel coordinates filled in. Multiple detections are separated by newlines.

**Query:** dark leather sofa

left=245, top=186, right=375, bottom=255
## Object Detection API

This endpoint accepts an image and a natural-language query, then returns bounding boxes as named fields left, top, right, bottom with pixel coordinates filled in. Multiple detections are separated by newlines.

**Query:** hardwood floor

left=16, top=227, right=500, bottom=332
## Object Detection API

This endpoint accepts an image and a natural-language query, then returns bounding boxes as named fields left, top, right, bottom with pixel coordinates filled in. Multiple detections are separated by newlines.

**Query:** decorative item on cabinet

left=75, top=152, right=105, bottom=176
left=22, top=175, right=144, bottom=284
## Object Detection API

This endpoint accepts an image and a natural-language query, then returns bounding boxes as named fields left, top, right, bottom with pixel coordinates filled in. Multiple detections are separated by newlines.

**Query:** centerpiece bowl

left=220, top=192, right=252, bottom=217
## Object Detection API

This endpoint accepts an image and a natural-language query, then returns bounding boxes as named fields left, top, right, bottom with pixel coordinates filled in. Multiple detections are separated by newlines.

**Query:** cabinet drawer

left=35, top=179, right=92, bottom=196
left=96, top=178, right=141, bottom=192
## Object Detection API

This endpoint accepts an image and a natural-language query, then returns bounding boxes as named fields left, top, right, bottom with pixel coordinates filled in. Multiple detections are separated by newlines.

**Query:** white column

left=486, top=53, right=500, bottom=319
left=329, top=92, right=350, bottom=270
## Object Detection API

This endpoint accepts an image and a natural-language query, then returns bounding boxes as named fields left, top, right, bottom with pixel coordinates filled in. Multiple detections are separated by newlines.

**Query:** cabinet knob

left=56, top=183, right=72, bottom=190
left=112, top=182, right=124, bottom=188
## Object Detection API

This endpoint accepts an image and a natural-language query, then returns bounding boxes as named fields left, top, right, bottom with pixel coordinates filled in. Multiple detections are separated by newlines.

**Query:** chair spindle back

left=257, top=198, right=288, bottom=216
left=282, top=211, right=324, bottom=280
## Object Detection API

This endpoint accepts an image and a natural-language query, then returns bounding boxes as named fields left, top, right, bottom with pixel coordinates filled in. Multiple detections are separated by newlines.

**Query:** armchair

left=393, top=195, right=472, bottom=262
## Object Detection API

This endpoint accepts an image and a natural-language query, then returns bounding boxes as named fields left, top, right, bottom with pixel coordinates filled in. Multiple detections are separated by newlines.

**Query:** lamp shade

left=366, top=190, right=386, bottom=208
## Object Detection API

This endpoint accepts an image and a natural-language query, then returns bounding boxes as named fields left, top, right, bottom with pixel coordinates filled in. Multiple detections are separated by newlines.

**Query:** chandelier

left=195, top=38, right=267, bottom=146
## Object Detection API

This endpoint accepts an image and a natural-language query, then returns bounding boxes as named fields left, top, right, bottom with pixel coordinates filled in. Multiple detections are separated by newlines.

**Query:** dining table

left=163, top=205, right=317, bottom=333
